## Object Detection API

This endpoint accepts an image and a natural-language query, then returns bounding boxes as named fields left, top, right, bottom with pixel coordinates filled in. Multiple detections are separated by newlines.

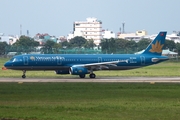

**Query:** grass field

left=1, top=58, right=180, bottom=78
left=0, top=83, right=180, bottom=120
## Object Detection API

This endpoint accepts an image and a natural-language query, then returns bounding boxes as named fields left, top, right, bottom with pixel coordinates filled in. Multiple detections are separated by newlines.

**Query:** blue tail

left=142, top=31, right=167, bottom=55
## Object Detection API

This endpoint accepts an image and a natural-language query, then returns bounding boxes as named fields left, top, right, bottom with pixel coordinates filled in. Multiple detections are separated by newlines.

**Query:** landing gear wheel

left=89, top=73, right=96, bottom=78
left=22, top=75, right=26, bottom=78
left=79, top=74, right=86, bottom=78
left=22, top=70, right=26, bottom=79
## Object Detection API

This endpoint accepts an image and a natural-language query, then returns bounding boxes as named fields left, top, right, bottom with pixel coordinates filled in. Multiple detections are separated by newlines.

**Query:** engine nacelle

left=69, top=67, right=89, bottom=75
left=55, top=70, right=69, bottom=74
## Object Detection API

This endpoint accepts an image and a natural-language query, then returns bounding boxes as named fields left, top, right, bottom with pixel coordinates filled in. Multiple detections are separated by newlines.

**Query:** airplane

left=3, top=31, right=168, bottom=79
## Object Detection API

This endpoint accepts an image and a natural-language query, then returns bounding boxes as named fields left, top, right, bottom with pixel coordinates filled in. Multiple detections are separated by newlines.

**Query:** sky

left=0, top=0, right=179, bottom=37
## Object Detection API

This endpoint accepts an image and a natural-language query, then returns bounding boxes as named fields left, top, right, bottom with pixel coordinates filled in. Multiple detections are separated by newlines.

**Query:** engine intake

left=70, top=67, right=89, bottom=75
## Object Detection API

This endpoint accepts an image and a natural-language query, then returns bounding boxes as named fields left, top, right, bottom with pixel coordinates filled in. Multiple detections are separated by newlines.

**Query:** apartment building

left=67, top=17, right=102, bottom=45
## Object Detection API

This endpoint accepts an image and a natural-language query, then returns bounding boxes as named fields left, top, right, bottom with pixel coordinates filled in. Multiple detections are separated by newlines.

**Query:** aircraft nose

left=2, top=62, right=10, bottom=70
left=4, top=62, right=11, bottom=68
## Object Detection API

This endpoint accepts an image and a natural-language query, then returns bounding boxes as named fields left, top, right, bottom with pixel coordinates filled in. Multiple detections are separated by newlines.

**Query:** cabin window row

left=33, top=59, right=124, bottom=62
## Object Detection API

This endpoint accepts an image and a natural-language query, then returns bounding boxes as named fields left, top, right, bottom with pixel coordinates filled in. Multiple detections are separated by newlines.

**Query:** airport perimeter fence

left=1, top=47, right=179, bottom=61
left=3, top=47, right=137, bottom=56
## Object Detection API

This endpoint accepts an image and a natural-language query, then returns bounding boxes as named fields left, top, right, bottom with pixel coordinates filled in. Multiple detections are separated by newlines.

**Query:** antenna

left=27, top=30, right=29, bottom=36
left=20, top=24, right=22, bottom=36
left=119, top=27, right=121, bottom=33
left=122, top=22, right=125, bottom=33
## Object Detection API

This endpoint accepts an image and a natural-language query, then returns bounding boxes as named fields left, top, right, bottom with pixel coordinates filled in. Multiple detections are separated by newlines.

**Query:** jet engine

left=55, top=70, right=69, bottom=74
left=69, top=67, right=89, bottom=75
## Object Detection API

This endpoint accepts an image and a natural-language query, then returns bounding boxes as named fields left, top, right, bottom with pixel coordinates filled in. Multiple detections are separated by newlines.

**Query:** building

left=136, top=30, right=147, bottom=36
left=34, top=33, right=57, bottom=45
left=57, top=36, right=67, bottom=43
left=117, top=30, right=147, bottom=42
left=0, top=33, right=18, bottom=45
left=102, top=30, right=116, bottom=39
left=166, top=31, right=180, bottom=43
left=147, top=31, right=180, bottom=43
left=67, top=17, right=102, bottom=45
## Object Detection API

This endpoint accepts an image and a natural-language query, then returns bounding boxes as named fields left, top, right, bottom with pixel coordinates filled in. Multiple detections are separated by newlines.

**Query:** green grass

left=1, top=58, right=180, bottom=78
left=0, top=83, right=180, bottom=120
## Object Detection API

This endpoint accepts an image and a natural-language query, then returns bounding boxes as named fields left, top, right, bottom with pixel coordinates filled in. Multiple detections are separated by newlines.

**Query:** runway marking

left=0, top=77, right=180, bottom=83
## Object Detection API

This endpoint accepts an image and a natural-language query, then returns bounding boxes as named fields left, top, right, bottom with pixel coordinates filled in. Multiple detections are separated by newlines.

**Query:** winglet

left=142, top=31, right=167, bottom=55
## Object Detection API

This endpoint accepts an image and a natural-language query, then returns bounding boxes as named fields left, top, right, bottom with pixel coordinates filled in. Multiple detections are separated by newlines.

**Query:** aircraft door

left=140, top=56, right=145, bottom=65
left=57, top=56, right=62, bottom=65
left=98, top=57, right=102, bottom=63
left=23, top=56, right=28, bottom=65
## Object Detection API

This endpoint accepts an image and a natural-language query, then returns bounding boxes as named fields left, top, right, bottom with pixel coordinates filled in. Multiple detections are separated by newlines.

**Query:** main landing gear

left=22, top=70, right=26, bottom=78
left=79, top=74, right=86, bottom=78
left=89, top=73, right=96, bottom=78
left=79, top=73, right=96, bottom=78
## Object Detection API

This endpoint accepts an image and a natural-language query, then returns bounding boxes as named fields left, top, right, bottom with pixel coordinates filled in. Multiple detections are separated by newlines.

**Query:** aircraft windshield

left=9, top=58, right=17, bottom=62
left=10, top=58, right=15, bottom=62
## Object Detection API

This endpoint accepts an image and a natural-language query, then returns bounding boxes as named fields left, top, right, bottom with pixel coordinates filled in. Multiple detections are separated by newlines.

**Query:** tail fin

left=142, top=31, right=167, bottom=55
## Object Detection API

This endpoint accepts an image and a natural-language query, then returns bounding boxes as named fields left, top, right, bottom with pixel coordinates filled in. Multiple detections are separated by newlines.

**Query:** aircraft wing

left=72, top=60, right=128, bottom=69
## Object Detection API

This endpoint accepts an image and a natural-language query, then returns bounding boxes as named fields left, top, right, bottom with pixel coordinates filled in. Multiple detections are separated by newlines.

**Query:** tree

left=14, top=35, right=39, bottom=47
left=84, top=39, right=96, bottom=49
left=69, top=36, right=87, bottom=48
left=137, top=39, right=151, bottom=51
left=13, top=35, right=39, bottom=53
left=116, top=38, right=129, bottom=53
left=53, top=43, right=62, bottom=54
left=100, top=38, right=137, bottom=54
left=100, top=38, right=117, bottom=54
left=126, top=40, right=137, bottom=53
left=175, top=43, right=180, bottom=55
left=42, top=40, right=56, bottom=54
left=164, top=40, right=176, bottom=51
left=0, top=42, right=8, bottom=55
left=61, top=41, right=71, bottom=48
left=41, top=40, right=62, bottom=54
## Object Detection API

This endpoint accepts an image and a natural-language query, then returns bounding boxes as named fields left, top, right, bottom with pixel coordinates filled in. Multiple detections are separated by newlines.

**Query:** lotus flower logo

left=149, top=41, right=164, bottom=53
left=30, top=56, right=35, bottom=61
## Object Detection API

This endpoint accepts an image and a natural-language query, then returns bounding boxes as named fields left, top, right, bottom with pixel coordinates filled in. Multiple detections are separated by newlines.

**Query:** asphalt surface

left=0, top=77, right=180, bottom=83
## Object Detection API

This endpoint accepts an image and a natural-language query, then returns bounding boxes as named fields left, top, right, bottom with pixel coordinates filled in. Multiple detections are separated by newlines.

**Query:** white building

left=146, top=31, right=180, bottom=43
left=102, top=30, right=116, bottom=39
left=67, top=17, right=102, bottom=45
left=166, top=33, right=180, bottom=43
left=0, top=33, right=18, bottom=45
left=117, top=30, right=147, bottom=42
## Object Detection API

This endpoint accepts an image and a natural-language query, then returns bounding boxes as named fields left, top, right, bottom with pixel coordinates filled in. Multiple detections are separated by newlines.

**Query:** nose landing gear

left=22, top=70, right=26, bottom=78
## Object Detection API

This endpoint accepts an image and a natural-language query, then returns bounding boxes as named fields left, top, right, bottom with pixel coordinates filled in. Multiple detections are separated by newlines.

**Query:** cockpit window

left=10, top=58, right=15, bottom=62
left=9, top=58, right=16, bottom=62
left=13, top=58, right=16, bottom=62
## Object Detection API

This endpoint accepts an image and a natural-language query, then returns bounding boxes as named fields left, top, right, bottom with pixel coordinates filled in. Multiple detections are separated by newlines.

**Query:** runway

left=0, top=77, right=180, bottom=83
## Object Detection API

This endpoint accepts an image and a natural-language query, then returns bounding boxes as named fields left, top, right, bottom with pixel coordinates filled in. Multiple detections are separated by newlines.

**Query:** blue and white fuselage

left=4, top=32, right=169, bottom=78
left=5, top=54, right=167, bottom=70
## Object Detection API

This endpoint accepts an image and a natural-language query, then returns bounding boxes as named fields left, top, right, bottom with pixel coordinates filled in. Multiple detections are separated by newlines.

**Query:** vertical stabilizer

left=142, top=31, right=167, bottom=55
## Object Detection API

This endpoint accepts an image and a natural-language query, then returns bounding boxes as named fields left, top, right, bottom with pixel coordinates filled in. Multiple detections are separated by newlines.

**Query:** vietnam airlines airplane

left=3, top=31, right=168, bottom=78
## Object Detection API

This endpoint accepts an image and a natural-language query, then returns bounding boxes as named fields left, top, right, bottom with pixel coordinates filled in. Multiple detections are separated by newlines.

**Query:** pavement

left=0, top=77, right=180, bottom=83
